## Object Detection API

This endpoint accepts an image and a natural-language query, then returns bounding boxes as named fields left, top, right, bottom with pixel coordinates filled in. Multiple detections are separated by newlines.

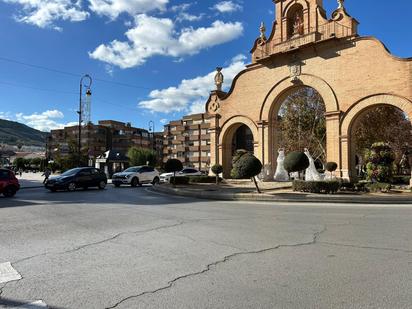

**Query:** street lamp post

left=148, top=120, right=155, bottom=150
left=77, top=74, right=92, bottom=166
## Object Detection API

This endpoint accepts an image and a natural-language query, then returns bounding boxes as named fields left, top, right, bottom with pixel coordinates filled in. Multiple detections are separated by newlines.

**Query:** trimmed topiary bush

left=293, top=180, right=340, bottom=194
left=211, top=164, right=223, bottom=185
left=230, top=151, right=263, bottom=193
left=165, top=159, right=183, bottom=186
left=284, top=152, right=310, bottom=177
left=325, top=162, right=338, bottom=179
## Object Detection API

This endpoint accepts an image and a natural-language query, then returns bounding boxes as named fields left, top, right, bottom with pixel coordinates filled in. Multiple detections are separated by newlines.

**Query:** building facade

left=205, top=0, right=412, bottom=181
left=48, top=120, right=151, bottom=161
left=163, top=113, right=211, bottom=172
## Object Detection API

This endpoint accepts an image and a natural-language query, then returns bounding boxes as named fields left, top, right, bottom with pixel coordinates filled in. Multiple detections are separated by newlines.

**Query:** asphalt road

left=0, top=186, right=411, bottom=309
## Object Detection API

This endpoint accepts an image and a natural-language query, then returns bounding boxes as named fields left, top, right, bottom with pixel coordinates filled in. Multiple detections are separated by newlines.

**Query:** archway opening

left=232, top=124, right=254, bottom=154
left=273, top=86, right=326, bottom=170
left=350, top=105, right=412, bottom=182
left=221, top=123, right=255, bottom=178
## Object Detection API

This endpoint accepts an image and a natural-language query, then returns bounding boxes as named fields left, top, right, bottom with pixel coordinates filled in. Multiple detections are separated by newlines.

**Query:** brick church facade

left=205, top=0, right=412, bottom=181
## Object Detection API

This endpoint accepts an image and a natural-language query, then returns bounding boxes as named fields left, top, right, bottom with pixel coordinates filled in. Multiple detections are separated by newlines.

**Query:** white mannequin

left=304, top=148, right=322, bottom=181
left=274, top=148, right=289, bottom=182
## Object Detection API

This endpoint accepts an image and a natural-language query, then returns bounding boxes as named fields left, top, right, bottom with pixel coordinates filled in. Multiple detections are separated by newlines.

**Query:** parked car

left=0, top=168, right=20, bottom=197
left=45, top=167, right=107, bottom=192
left=160, top=168, right=202, bottom=183
left=112, top=166, right=160, bottom=187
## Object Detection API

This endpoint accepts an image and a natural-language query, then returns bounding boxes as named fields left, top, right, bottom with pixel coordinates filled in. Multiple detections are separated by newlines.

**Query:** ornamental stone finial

left=214, top=67, right=224, bottom=91
left=337, top=0, right=344, bottom=9
left=259, top=22, right=266, bottom=41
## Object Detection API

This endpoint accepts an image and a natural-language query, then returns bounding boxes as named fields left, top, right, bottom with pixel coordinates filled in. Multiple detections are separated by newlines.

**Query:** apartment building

left=48, top=120, right=152, bottom=161
left=163, top=113, right=211, bottom=172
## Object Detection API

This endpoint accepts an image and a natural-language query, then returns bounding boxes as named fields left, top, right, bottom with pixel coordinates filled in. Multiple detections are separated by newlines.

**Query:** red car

left=0, top=168, right=20, bottom=198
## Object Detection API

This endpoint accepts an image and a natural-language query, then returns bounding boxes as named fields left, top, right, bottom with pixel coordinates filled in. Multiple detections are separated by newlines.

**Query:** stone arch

left=260, top=74, right=339, bottom=120
left=219, top=116, right=259, bottom=178
left=259, top=75, right=340, bottom=175
left=340, top=94, right=412, bottom=180
left=283, top=0, right=309, bottom=17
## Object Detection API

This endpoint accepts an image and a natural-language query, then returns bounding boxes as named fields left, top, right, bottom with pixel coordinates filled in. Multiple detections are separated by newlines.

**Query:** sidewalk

left=152, top=183, right=412, bottom=205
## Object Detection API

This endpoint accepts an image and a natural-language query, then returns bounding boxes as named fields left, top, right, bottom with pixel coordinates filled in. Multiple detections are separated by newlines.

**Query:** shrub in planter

left=293, top=180, right=340, bottom=194
left=230, top=151, right=263, bottom=193
left=165, top=159, right=183, bottom=186
left=211, top=164, right=223, bottom=185
left=169, top=176, right=190, bottom=185
left=284, top=152, right=310, bottom=177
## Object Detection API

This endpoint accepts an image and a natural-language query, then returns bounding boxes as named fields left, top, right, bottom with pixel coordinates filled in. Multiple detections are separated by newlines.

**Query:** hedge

left=293, top=180, right=340, bottom=194
left=189, top=176, right=223, bottom=184
left=169, top=176, right=190, bottom=185
left=365, top=182, right=392, bottom=193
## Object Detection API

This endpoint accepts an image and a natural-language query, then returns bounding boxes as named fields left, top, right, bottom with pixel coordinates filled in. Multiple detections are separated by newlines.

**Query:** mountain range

left=0, top=119, right=49, bottom=147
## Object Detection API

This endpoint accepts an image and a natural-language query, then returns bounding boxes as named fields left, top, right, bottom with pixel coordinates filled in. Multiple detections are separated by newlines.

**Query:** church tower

left=252, top=0, right=358, bottom=62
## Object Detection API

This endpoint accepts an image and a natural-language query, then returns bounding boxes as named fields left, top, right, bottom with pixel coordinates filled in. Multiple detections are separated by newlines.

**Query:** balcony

left=254, top=22, right=354, bottom=61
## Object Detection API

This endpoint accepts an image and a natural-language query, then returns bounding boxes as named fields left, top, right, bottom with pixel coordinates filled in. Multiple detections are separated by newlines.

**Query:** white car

left=160, top=168, right=203, bottom=183
left=112, top=166, right=160, bottom=187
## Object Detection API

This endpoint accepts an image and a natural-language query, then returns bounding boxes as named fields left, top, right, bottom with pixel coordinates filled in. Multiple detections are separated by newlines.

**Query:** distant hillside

left=0, top=119, right=49, bottom=147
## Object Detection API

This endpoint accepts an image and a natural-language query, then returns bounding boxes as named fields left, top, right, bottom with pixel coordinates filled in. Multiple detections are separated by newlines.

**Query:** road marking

left=0, top=262, right=21, bottom=284
left=9, top=300, right=48, bottom=308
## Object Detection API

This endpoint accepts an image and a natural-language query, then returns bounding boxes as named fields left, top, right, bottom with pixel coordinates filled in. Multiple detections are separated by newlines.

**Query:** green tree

left=230, top=151, right=263, bottom=193
left=211, top=164, right=223, bottom=185
left=128, top=147, right=157, bottom=167
left=278, top=87, right=326, bottom=162
left=165, top=159, right=183, bottom=186
left=365, top=142, right=395, bottom=183
left=284, top=152, right=310, bottom=179
left=353, top=106, right=412, bottom=170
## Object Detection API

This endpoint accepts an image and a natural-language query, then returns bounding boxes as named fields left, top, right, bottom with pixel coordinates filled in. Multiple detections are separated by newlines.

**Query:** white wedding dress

left=274, top=149, right=289, bottom=182
left=304, top=148, right=322, bottom=181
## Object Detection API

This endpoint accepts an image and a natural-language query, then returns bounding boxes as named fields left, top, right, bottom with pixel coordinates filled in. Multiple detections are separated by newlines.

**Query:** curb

left=151, top=185, right=412, bottom=205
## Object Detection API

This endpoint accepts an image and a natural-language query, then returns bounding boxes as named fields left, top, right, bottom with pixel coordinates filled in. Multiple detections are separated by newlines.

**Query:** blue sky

left=0, top=0, right=411, bottom=132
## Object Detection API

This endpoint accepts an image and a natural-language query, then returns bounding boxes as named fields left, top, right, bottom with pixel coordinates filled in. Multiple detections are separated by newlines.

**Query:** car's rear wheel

left=131, top=177, right=139, bottom=187
left=67, top=182, right=76, bottom=192
left=152, top=177, right=160, bottom=186
left=98, top=181, right=107, bottom=190
left=3, top=186, right=17, bottom=198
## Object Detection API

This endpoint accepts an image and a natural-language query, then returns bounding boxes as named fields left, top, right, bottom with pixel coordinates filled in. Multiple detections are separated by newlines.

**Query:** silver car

left=112, top=166, right=160, bottom=187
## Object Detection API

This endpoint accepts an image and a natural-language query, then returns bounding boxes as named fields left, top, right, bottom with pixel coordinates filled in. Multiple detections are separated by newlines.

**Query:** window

left=0, top=170, right=10, bottom=180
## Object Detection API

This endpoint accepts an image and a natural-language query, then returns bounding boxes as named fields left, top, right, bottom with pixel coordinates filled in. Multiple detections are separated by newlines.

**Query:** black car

left=45, top=167, right=107, bottom=192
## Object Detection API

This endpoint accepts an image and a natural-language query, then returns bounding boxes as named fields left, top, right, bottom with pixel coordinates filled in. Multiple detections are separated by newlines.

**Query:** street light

left=77, top=74, right=92, bottom=166
left=148, top=120, right=155, bottom=150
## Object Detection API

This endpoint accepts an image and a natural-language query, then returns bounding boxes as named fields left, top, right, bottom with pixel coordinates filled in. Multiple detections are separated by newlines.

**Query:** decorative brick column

left=325, top=111, right=342, bottom=177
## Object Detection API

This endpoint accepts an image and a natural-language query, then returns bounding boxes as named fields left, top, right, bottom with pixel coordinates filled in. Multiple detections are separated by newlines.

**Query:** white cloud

left=89, top=14, right=243, bottom=69
left=160, top=118, right=168, bottom=124
left=0, top=112, right=12, bottom=121
left=176, top=12, right=204, bottom=23
left=15, top=110, right=74, bottom=132
left=88, top=0, right=168, bottom=20
left=212, top=1, right=242, bottom=13
left=139, top=54, right=247, bottom=114
left=2, top=0, right=89, bottom=30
